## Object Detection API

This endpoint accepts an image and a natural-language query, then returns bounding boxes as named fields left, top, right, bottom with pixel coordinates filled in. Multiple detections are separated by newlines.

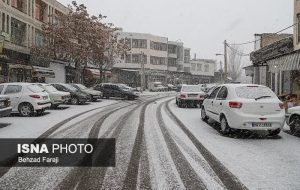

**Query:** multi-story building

left=190, top=59, right=216, bottom=84
left=0, top=0, right=68, bottom=82
left=112, top=31, right=193, bottom=87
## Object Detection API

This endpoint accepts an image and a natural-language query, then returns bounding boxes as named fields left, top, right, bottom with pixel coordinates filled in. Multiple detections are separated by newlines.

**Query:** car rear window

left=45, top=85, right=59, bottom=92
left=182, top=86, right=201, bottom=92
left=27, top=84, right=45, bottom=93
left=235, top=86, right=276, bottom=99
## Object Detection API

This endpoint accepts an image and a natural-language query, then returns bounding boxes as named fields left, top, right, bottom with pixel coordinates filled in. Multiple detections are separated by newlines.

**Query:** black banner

left=0, top=138, right=115, bottom=167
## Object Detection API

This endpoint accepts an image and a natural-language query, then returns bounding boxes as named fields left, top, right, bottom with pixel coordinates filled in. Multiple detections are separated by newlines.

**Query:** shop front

left=8, top=63, right=32, bottom=82
left=32, top=66, right=55, bottom=83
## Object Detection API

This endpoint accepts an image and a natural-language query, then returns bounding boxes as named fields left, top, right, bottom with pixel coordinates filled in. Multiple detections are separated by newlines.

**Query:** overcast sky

left=58, top=0, right=293, bottom=65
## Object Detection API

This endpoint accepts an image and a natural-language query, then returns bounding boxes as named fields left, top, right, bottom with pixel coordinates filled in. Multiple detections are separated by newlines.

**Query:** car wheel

left=71, top=97, right=79, bottom=105
left=290, top=115, right=300, bottom=136
left=18, top=103, right=34, bottom=117
left=92, top=98, right=98, bottom=102
left=175, top=98, right=178, bottom=105
left=201, top=107, right=208, bottom=122
left=36, top=109, right=45, bottom=116
left=178, top=101, right=183, bottom=108
left=268, top=128, right=281, bottom=136
left=220, top=116, right=231, bottom=135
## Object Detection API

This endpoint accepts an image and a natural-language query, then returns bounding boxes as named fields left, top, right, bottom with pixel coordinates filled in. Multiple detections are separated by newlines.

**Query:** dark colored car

left=51, top=83, right=89, bottom=105
left=93, top=83, right=138, bottom=100
left=0, top=95, right=12, bottom=117
left=70, top=84, right=102, bottom=102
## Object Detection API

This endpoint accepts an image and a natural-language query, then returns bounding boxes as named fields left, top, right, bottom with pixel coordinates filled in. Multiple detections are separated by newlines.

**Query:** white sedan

left=176, top=85, right=206, bottom=108
left=0, top=83, right=51, bottom=116
left=201, top=84, right=285, bottom=136
left=286, top=106, right=300, bottom=136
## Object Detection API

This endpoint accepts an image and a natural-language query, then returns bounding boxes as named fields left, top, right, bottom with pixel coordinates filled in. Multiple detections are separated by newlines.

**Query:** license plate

left=252, top=123, right=272, bottom=127
left=188, top=94, right=198, bottom=97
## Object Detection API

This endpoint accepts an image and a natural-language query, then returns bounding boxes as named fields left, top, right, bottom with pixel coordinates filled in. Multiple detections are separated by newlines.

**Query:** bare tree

left=227, top=45, right=244, bottom=82
left=31, top=1, right=128, bottom=83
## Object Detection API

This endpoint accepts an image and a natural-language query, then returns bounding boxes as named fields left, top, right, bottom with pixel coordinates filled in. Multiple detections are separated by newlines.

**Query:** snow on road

left=168, top=100, right=300, bottom=190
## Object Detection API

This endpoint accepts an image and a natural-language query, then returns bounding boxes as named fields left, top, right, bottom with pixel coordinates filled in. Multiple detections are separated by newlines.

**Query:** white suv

left=0, top=83, right=51, bottom=116
left=201, top=84, right=285, bottom=136
left=286, top=106, right=300, bottom=136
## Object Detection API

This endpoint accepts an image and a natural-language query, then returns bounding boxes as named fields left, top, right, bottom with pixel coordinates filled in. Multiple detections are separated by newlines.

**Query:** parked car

left=0, top=95, right=12, bottom=117
left=37, top=84, right=71, bottom=108
left=201, top=84, right=286, bottom=136
left=93, top=83, right=138, bottom=100
left=149, top=82, right=167, bottom=92
left=51, top=83, right=89, bottom=105
left=70, top=84, right=102, bottom=102
left=286, top=106, right=300, bottom=136
left=166, top=84, right=177, bottom=91
left=118, top=84, right=140, bottom=96
left=176, top=85, right=206, bottom=108
left=0, top=83, right=51, bottom=116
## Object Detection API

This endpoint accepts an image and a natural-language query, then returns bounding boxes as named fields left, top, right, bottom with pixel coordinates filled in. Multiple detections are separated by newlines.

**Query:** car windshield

left=44, top=85, right=59, bottom=92
left=235, top=86, right=276, bottom=99
left=76, top=84, right=88, bottom=90
left=182, top=85, right=202, bottom=92
left=27, top=84, right=45, bottom=93
left=63, top=84, right=78, bottom=92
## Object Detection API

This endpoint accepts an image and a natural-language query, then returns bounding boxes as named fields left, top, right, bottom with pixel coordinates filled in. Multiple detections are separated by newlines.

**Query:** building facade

left=0, top=0, right=68, bottom=83
left=112, top=31, right=196, bottom=87
left=190, top=59, right=216, bottom=84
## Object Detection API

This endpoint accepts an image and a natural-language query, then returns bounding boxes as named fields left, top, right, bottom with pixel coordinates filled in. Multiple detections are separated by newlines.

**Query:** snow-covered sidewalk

left=168, top=100, right=300, bottom=190
left=0, top=100, right=118, bottom=139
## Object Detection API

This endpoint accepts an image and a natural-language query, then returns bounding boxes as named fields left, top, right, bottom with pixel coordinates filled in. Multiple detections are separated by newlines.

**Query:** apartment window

left=184, top=67, right=191, bottom=73
left=132, top=54, right=147, bottom=64
left=204, top=65, right=209, bottom=72
left=125, top=38, right=131, bottom=49
left=11, top=17, right=26, bottom=46
left=184, top=49, right=190, bottom=63
left=168, top=58, right=177, bottom=66
left=125, top=54, right=131, bottom=63
left=191, top=63, right=196, bottom=71
left=1, top=13, right=5, bottom=32
left=150, top=56, right=166, bottom=65
left=197, top=64, right=202, bottom=71
left=6, top=15, right=9, bottom=33
left=132, top=39, right=147, bottom=49
left=150, top=41, right=167, bottom=51
left=298, top=14, right=300, bottom=43
left=168, top=45, right=176, bottom=54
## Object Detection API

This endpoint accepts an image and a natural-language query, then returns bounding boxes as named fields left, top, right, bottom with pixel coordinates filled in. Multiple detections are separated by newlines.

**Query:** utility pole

left=140, top=52, right=145, bottom=92
left=224, top=40, right=228, bottom=82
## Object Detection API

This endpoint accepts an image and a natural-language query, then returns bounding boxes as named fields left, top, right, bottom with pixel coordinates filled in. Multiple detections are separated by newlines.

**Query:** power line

left=229, top=23, right=297, bottom=46
left=226, top=43, right=250, bottom=56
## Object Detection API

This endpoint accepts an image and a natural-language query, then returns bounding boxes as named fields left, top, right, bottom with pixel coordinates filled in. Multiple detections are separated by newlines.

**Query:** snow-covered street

left=0, top=93, right=299, bottom=190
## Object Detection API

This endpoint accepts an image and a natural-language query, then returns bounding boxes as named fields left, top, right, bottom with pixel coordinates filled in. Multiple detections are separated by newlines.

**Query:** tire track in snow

left=156, top=100, right=208, bottom=190
left=165, top=99, right=248, bottom=190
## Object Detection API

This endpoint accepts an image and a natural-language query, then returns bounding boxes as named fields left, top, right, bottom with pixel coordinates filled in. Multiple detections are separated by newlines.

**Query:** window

left=125, top=54, right=131, bottom=63
left=168, top=58, right=177, bottom=66
left=27, top=84, right=44, bottom=93
left=197, top=64, right=202, bottom=71
left=4, top=85, right=22, bottom=94
left=204, top=65, right=209, bottom=72
left=132, top=54, right=139, bottom=63
left=168, top=44, right=176, bottom=54
left=298, top=14, right=300, bottom=43
left=1, top=13, right=5, bottom=32
left=0, top=85, right=4, bottom=93
left=208, top=87, right=220, bottom=99
left=125, top=38, right=131, bottom=49
left=150, top=56, right=166, bottom=65
left=191, top=63, right=196, bottom=71
left=184, top=67, right=190, bottom=73
left=150, top=41, right=167, bottom=51
left=184, top=49, right=190, bottom=63
left=216, top=87, right=228, bottom=99
left=132, top=39, right=147, bottom=49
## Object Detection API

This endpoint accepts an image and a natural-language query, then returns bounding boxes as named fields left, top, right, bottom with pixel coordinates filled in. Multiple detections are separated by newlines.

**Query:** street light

left=140, top=51, right=145, bottom=93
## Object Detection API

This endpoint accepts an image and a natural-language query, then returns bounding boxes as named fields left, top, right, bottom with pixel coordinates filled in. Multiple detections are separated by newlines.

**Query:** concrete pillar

left=0, top=11, right=2, bottom=32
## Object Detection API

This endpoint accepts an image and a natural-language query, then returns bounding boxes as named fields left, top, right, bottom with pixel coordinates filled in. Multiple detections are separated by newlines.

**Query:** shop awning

left=87, top=68, right=100, bottom=76
left=32, top=66, right=55, bottom=78
left=268, top=52, right=300, bottom=73
left=9, top=64, right=32, bottom=70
